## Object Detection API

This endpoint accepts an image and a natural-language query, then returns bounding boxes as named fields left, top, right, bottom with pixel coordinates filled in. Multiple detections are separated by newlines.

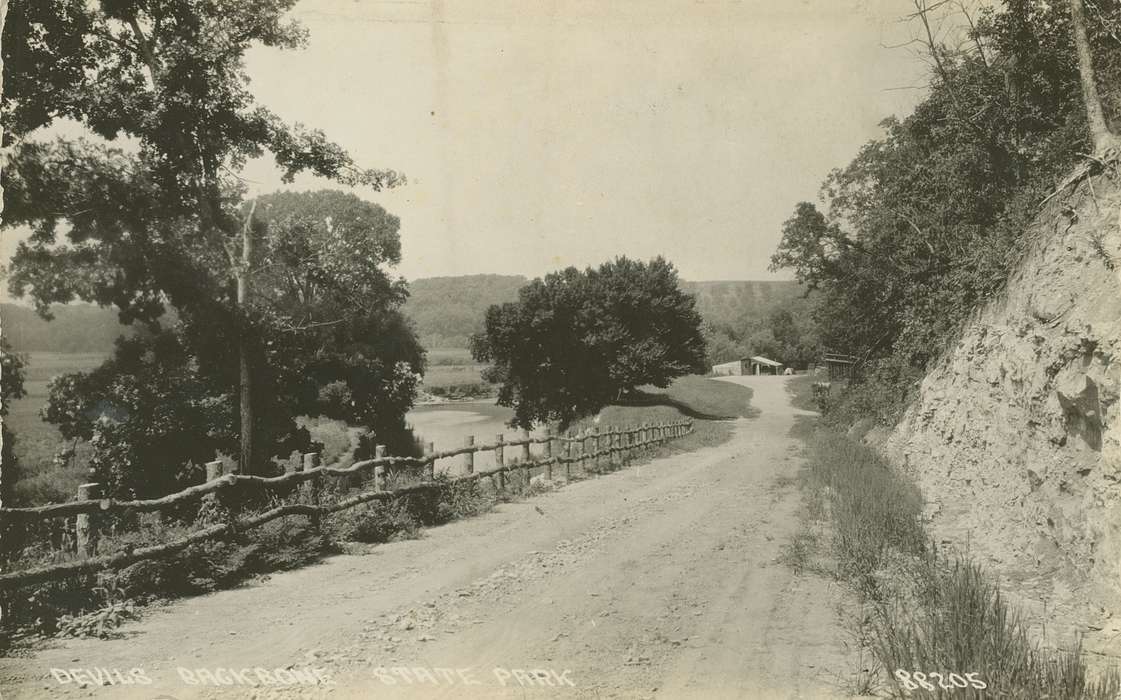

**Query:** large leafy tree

left=472, top=257, right=707, bottom=428
left=771, top=0, right=1121, bottom=424
left=36, top=189, right=423, bottom=500
left=1, top=1, right=404, bottom=477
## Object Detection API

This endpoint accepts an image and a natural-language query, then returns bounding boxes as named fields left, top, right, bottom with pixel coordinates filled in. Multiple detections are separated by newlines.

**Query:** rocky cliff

left=884, top=165, right=1121, bottom=663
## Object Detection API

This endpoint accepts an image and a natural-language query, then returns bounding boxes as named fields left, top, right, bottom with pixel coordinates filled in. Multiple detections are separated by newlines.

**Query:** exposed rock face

left=884, top=170, right=1121, bottom=658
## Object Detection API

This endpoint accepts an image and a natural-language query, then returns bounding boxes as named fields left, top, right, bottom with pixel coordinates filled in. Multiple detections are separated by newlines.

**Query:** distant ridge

left=681, top=280, right=802, bottom=329
left=1, top=277, right=803, bottom=354
left=403, top=274, right=527, bottom=349
left=403, top=275, right=802, bottom=350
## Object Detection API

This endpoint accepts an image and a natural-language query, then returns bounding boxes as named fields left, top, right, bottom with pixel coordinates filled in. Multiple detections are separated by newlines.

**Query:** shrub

left=328, top=501, right=420, bottom=544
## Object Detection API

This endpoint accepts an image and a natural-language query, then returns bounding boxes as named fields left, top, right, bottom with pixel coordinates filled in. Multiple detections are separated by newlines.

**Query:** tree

left=770, top=0, right=1121, bottom=423
left=0, top=337, right=27, bottom=507
left=247, top=190, right=424, bottom=448
left=38, top=190, right=423, bottom=499
left=1, top=1, right=403, bottom=474
left=472, top=257, right=707, bottom=428
left=1068, top=0, right=1119, bottom=154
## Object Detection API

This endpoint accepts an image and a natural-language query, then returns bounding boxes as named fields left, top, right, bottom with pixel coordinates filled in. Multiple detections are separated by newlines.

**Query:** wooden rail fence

left=0, top=419, right=693, bottom=591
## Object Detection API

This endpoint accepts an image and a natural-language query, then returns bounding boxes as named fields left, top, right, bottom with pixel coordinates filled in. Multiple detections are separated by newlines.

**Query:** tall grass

left=800, top=428, right=1120, bottom=699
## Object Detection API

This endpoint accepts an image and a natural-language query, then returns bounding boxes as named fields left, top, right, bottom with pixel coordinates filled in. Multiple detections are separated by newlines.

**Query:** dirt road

left=2, top=377, right=856, bottom=699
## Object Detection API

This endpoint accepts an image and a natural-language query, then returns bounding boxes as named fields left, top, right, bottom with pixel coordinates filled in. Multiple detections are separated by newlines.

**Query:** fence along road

left=0, top=421, right=692, bottom=592
left=0, top=377, right=853, bottom=699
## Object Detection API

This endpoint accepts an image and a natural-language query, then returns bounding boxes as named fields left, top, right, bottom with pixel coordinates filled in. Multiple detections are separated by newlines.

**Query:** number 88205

left=894, top=670, right=987, bottom=691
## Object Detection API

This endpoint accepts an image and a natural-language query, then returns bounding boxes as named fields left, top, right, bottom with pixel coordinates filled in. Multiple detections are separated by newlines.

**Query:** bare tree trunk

left=1069, top=0, right=1119, bottom=154
left=237, top=202, right=257, bottom=474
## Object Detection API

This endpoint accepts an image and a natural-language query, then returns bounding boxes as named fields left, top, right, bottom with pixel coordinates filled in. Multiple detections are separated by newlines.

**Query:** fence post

left=580, top=428, right=589, bottom=472
left=544, top=426, right=554, bottom=481
left=374, top=445, right=387, bottom=491
left=495, top=433, right=505, bottom=493
left=464, top=435, right=475, bottom=475
left=204, top=460, right=223, bottom=504
left=75, top=483, right=100, bottom=557
left=521, top=429, right=531, bottom=464
left=564, top=430, right=573, bottom=480
left=425, top=441, right=436, bottom=480
left=283, top=454, right=299, bottom=503
left=301, top=452, right=321, bottom=530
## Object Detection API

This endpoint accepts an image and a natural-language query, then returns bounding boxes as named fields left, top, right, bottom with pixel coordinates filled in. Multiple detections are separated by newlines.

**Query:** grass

left=793, top=425, right=1121, bottom=699
left=785, top=373, right=819, bottom=413
left=640, top=374, right=758, bottom=420
left=425, top=347, right=475, bottom=366
left=420, top=348, right=496, bottom=399
left=567, top=375, right=757, bottom=461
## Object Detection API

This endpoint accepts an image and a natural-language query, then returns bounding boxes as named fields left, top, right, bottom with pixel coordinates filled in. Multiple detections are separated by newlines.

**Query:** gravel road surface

left=2, top=377, right=857, bottom=699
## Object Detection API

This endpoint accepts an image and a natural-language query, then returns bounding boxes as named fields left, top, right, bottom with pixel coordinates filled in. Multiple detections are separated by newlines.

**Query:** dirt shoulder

left=2, top=377, right=855, bottom=699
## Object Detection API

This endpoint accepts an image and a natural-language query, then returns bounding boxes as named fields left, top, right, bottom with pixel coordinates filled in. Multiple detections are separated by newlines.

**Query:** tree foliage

left=701, top=289, right=822, bottom=369
left=1, top=337, right=28, bottom=507
left=472, top=257, right=707, bottom=428
left=770, top=0, right=1121, bottom=423
left=1, top=1, right=417, bottom=496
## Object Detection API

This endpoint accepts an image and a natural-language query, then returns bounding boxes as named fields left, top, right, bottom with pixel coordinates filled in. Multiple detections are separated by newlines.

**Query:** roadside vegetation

left=770, top=0, right=1121, bottom=426
left=767, top=5, right=1121, bottom=689
left=785, top=382, right=1120, bottom=698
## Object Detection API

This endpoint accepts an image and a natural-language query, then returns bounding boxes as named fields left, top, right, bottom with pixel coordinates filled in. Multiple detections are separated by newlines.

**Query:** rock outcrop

left=884, top=167, right=1121, bottom=662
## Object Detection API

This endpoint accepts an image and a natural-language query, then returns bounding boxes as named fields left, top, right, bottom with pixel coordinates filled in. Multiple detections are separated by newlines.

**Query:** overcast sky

left=1, top=0, right=931, bottom=299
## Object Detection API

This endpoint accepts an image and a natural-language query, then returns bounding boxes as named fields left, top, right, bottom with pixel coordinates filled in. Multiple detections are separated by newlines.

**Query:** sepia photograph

left=0, top=0, right=1119, bottom=697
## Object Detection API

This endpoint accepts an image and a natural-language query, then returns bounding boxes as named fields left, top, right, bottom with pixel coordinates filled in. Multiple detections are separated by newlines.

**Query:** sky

left=1, top=0, right=932, bottom=300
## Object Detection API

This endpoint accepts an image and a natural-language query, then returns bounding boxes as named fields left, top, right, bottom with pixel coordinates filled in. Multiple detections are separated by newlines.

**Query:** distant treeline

left=402, top=276, right=808, bottom=361
left=3, top=278, right=809, bottom=364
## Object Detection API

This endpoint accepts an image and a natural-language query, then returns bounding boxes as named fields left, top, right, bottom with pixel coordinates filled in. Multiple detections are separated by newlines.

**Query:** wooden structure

left=711, top=358, right=747, bottom=376
left=0, top=419, right=694, bottom=592
left=749, top=356, right=783, bottom=375
left=822, top=352, right=859, bottom=381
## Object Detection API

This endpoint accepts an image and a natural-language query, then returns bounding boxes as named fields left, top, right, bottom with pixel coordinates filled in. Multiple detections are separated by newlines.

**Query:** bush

left=329, top=501, right=420, bottom=544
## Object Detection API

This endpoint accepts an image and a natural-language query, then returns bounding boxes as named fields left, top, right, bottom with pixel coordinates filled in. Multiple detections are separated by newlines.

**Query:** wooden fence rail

left=0, top=419, right=693, bottom=591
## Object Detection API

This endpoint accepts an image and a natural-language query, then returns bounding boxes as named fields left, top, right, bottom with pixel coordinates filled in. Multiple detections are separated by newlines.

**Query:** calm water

left=404, top=400, right=546, bottom=474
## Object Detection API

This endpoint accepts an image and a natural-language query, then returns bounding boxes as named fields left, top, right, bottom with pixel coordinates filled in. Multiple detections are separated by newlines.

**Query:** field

left=5, top=352, right=108, bottom=504
left=421, top=347, right=495, bottom=400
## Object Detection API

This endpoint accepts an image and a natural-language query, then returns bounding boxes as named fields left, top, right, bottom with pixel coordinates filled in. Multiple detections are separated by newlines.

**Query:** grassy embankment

left=572, top=374, right=755, bottom=451
left=783, top=380, right=1120, bottom=699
